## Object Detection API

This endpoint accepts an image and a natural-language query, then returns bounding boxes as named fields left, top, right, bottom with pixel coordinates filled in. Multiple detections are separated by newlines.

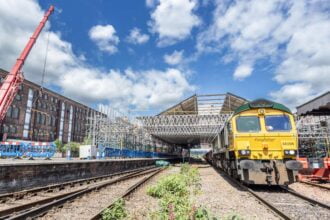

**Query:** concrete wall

left=0, top=158, right=173, bottom=193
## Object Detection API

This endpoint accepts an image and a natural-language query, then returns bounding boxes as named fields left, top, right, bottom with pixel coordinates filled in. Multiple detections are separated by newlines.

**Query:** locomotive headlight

left=284, top=150, right=296, bottom=155
left=239, top=150, right=251, bottom=156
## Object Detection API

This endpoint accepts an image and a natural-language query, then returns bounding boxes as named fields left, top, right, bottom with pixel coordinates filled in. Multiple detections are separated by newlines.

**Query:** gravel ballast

left=125, top=166, right=180, bottom=219
left=194, top=167, right=280, bottom=219
left=289, top=182, right=330, bottom=204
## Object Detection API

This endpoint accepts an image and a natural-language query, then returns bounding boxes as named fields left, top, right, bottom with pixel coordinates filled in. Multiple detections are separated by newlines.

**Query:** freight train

left=206, top=99, right=302, bottom=185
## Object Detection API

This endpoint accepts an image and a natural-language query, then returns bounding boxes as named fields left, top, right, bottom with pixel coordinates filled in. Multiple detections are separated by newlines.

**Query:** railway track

left=250, top=186, right=330, bottom=220
left=0, top=166, right=162, bottom=220
left=299, top=180, right=330, bottom=191
left=90, top=167, right=164, bottom=220
left=214, top=167, right=330, bottom=220
left=0, top=166, right=154, bottom=204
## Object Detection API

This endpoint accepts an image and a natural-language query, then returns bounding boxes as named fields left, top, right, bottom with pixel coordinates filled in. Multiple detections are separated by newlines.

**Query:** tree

left=54, top=139, right=65, bottom=153
left=64, top=142, right=80, bottom=157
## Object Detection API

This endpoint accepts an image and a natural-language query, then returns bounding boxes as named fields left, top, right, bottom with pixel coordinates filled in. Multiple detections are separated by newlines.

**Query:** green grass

left=102, top=199, right=127, bottom=220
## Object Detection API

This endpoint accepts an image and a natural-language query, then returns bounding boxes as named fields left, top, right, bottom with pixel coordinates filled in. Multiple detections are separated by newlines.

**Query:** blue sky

left=0, top=0, right=329, bottom=114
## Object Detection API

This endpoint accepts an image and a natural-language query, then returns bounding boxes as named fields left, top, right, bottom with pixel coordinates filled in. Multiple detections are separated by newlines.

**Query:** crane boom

left=0, top=5, right=54, bottom=122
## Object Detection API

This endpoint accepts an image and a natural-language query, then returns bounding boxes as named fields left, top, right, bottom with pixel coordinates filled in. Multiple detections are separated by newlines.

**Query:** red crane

left=0, top=5, right=54, bottom=122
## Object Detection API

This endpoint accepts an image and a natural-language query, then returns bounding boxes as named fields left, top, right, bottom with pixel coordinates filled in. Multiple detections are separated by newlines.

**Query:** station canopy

left=297, top=91, right=330, bottom=116
left=138, top=93, right=247, bottom=147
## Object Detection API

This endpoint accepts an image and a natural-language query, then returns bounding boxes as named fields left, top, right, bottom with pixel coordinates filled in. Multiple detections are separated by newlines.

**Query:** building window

left=37, top=101, right=42, bottom=109
left=18, top=84, right=23, bottom=90
left=36, top=112, right=41, bottom=124
left=41, top=114, right=46, bottom=125
left=6, top=106, right=12, bottom=117
left=15, top=94, right=21, bottom=101
left=12, top=107, right=19, bottom=119
left=44, top=93, right=48, bottom=100
left=50, top=132, right=54, bottom=140
left=52, top=116, right=56, bottom=126
left=3, top=125, right=9, bottom=133
left=42, top=103, right=47, bottom=109
left=9, top=126, right=17, bottom=134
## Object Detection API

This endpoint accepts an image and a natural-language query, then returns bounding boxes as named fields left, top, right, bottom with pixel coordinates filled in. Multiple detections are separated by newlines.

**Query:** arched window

left=15, top=94, right=21, bottom=101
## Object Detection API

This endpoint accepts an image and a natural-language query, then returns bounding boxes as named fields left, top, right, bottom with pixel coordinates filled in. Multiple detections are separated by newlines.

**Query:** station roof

left=297, top=91, right=330, bottom=116
left=140, top=92, right=248, bottom=147
left=158, top=92, right=248, bottom=116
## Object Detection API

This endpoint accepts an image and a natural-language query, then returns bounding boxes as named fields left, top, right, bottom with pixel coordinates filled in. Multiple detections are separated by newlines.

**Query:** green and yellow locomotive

left=210, top=99, right=302, bottom=185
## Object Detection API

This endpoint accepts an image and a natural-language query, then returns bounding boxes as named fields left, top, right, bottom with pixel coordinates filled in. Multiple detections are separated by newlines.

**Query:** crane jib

left=0, top=5, right=54, bottom=122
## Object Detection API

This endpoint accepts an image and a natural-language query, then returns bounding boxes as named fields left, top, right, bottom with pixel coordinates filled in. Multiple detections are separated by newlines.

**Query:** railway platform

left=0, top=157, right=179, bottom=194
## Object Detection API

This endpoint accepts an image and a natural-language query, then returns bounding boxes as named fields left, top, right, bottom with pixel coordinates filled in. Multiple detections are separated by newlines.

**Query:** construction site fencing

left=0, top=141, right=56, bottom=158
left=103, top=147, right=173, bottom=158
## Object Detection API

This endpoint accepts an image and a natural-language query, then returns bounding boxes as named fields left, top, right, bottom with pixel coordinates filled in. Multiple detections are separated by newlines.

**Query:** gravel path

left=289, top=182, right=330, bottom=204
left=194, top=167, right=279, bottom=219
left=37, top=175, right=148, bottom=220
left=125, top=166, right=180, bottom=219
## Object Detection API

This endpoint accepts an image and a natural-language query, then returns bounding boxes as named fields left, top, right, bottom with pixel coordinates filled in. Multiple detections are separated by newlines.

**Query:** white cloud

left=197, top=0, right=330, bottom=107
left=59, top=68, right=195, bottom=109
left=89, top=24, right=119, bottom=54
left=164, top=50, right=184, bottom=65
left=126, top=28, right=149, bottom=44
left=0, top=0, right=194, bottom=110
left=146, top=0, right=158, bottom=8
left=233, top=64, right=253, bottom=80
left=149, top=0, right=201, bottom=46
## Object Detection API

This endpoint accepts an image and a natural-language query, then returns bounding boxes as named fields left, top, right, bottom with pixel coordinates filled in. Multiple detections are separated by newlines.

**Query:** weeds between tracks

left=147, top=164, right=242, bottom=220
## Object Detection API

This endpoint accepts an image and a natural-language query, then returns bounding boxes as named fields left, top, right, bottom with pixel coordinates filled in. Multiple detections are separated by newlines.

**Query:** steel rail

left=280, top=186, right=330, bottom=210
left=0, top=166, right=154, bottom=202
left=211, top=167, right=291, bottom=220
left=299, top=180, right=330, bottom=191
left=90, top=167, right=165, bottom=220
left=2, top=167, right=161, bottom=220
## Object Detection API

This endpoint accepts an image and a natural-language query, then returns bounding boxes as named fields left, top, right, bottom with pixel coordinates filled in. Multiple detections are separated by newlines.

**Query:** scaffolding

left=296, top=115, right=330, bottom=139
left=296, top=115, right=330, bottom=158
left=85, top=105, right=179, bottom=154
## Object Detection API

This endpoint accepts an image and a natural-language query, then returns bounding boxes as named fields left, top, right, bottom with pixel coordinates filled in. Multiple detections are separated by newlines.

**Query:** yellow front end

left=229, top=108, right=301, bottom=185
left=231, top=109, right=298, bottom=160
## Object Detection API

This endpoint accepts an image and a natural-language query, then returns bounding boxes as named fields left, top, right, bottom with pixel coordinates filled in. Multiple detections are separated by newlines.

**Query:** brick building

left=0, top=68, right=98, bottom=143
